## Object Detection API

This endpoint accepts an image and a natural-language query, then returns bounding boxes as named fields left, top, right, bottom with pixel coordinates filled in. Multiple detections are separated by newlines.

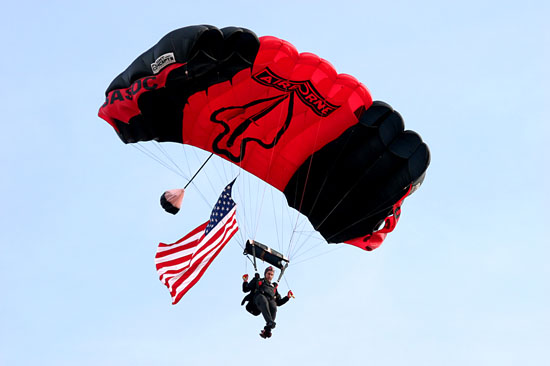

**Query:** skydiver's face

left=265, top=270, right=274, bottom=282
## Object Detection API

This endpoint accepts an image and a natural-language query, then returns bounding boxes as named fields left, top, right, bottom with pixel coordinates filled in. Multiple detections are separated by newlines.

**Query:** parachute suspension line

left=153, top=142, right=187, bottom=178
left=282, top=189, right=297, bottom=246
left=279, top=188, right=288, bottom=255
left=283, top=275, right=292, bottom=292
left=187, top=181, right=219, bottom=210
left=243, top=172, right=253, bottom=243
left=180, top=145, right=195, bottom=178
left=251, top=172, right=263, bottom=239
left=287, top=209, right=308, bottom=260
left=131, top=144, right=187, bottom=179
left=270, top=186, right=283, bottom=256
left=290, top=246, right=344, bottom=266
left=184, top=153, right=214, bottom=189
left=284, top=220, right=321, bottom=260
left=287, top=172, right=306, bottom=258
left=288, top=234, right=327, bottom=262
left=286, top=183, right=308, bottom=259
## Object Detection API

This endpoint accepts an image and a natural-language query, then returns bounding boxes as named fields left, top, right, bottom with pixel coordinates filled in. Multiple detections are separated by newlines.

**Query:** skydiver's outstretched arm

left=242, top=273, right=260, bottom=293
left=275, top=290, right=293, bottom=306
left=242, top=274, right=250, bottom=293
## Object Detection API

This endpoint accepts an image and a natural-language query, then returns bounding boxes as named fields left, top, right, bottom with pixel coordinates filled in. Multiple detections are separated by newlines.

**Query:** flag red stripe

left=156, top=254, right=192, bottom=271
left=156, top=244, right=196, bottom=258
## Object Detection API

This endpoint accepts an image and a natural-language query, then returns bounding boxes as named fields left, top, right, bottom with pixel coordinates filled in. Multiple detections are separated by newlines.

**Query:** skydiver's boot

left=260, top=325, right=273, bottom=338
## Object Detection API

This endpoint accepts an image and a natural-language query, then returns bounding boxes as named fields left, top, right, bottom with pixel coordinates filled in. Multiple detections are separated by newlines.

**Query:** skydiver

left=241, top=266, right=293, bottom=339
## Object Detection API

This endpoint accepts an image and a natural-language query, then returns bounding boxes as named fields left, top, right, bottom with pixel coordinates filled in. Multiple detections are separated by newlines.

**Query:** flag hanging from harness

left=155, top=179, right=239, bottom=304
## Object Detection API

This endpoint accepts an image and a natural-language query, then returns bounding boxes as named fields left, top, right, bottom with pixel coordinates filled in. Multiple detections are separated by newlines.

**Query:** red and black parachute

left=98, top=25, right=430, bottom=251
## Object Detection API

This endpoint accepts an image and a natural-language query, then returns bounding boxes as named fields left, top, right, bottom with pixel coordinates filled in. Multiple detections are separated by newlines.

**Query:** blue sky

left=1, top=1, right=548, bottom=365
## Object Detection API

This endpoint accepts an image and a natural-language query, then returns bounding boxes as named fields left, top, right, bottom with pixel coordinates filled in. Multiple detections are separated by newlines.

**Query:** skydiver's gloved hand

left=242, top=274, right=249, bottom=282
left=288, top=290, right=295, bottom=299
left=254, top=273, right=260, bottom=280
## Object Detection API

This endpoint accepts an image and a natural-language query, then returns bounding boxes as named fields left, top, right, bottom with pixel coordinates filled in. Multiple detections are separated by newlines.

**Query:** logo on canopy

left=211, top=68, right=339, bottom=163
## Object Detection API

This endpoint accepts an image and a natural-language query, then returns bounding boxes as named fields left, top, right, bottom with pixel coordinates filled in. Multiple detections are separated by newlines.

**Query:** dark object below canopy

left=160, top=189, right=185, bottom=215
left=244, top=240, right=289, bottom=270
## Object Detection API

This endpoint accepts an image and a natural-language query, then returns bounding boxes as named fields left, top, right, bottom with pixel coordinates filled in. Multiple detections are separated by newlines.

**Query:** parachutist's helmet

left=264, top=266, right=274, bottom=275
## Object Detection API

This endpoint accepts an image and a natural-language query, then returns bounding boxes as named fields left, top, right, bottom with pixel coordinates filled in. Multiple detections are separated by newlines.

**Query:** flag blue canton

left=204, top=179, right=236, bottom=236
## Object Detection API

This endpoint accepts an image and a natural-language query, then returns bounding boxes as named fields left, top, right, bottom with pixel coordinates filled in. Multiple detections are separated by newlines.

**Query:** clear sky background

left=1, top=1, right=548, bottom=365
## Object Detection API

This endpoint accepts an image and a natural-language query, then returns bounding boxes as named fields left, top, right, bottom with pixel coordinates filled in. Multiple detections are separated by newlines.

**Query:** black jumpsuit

left=243, top=277, right=289, bottom=328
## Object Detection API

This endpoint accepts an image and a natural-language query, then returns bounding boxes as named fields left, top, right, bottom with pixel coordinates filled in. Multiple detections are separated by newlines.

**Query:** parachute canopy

left=98, top=25, right=430, bottom=250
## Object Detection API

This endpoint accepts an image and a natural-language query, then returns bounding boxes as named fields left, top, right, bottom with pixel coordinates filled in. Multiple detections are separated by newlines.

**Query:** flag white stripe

left=155, top=248, right=195, bottom=264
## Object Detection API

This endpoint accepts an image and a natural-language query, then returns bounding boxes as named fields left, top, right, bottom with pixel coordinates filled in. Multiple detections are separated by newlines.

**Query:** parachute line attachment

left=244, top=240, right=289, bottom=270
left=276, top=263, right=288, bottom=283
left=251, top=240, right=258, bottom=272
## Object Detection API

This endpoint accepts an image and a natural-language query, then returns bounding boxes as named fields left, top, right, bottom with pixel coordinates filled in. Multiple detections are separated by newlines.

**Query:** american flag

left=155, top=179, right=239, bottom=304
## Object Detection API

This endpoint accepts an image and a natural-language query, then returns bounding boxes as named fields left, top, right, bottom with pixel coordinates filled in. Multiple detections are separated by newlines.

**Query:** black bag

left=241, top=293, right=261, bottom=316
